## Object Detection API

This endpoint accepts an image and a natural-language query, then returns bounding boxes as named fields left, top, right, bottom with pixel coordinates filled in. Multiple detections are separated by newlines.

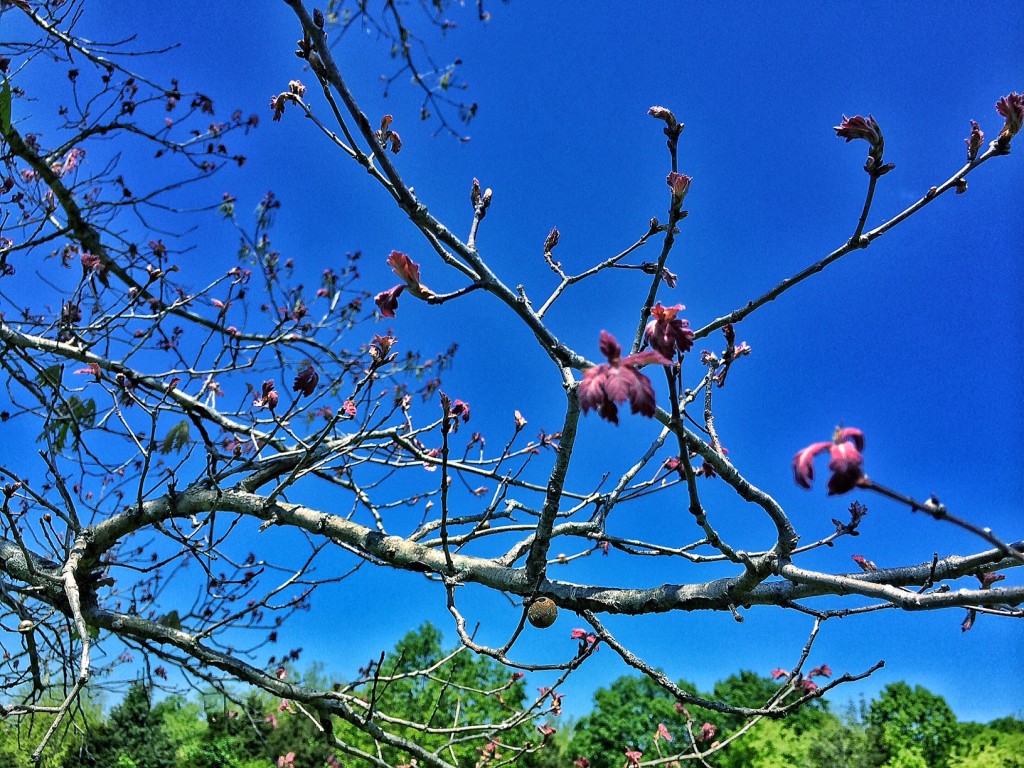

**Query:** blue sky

left=10, top=1, right=1022, bottom=723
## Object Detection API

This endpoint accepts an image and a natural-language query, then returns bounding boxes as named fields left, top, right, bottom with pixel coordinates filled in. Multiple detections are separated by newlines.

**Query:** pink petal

left=792, top=442, right=831, bottom=489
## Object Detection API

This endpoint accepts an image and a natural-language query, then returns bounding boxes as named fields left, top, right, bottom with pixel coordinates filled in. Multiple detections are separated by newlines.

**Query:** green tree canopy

left=865, top=682, right=960, bottom=768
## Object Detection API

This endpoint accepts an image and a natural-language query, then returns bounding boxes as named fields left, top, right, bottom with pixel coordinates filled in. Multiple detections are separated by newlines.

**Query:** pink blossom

left=277, top=752, right=295, bottom=768
left=537, top=724, right=556, bottom=738
left=570, top=628, right=588, bottom=640
left=792, top=427, right=865, bottom=495
left=624, top=750, right=643, bottom=768
left=770, top=668, right=789, bottom=680
left=644, top=302, right=694, bottom=359
left=578, top=331, right=672, bottom=425
left=655, top=722, right=673, bottom=742
left=800, top=678, right=819, bottom=693
left=573, top=759, right=590, bottom=768
left=699, top=723, right=717, bottom=742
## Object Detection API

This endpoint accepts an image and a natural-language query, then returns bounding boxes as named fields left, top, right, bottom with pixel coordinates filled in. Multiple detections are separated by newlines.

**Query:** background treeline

left=3, top=624, right=1020, bottom=768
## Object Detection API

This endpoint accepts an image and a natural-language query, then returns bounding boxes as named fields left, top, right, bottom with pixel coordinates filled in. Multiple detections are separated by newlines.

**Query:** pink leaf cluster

left=374, top=251, right=434, bottom=318
left=792, top=427, right=865, bottom=495
left=996, top=92, right=1024, bottom=143
left=579, top=332, right=672, bottom=425
left=644, top=302, right=694, bottom=359
left=253, top=380, right=278, bottom=410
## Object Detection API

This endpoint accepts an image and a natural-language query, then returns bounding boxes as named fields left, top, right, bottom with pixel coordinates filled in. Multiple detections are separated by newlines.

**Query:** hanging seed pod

left=527, top=597, right=558, bottom=628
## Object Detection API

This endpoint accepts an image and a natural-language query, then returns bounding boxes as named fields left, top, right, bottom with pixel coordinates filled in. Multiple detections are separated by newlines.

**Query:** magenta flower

left=699, top=723, right=717, bottom=743
left=578, top=331, right=672, bottom=425
left=644, top=302, right=694, bottom=359
left=996, top=92, right=1024, bottom=145
left=655, top=722, right=673, bottom=742
left=624, top=750, right=643, bottom=768
left=792, top=427, right=865, bottom=495
left=770, top=668, right=789, bottom=680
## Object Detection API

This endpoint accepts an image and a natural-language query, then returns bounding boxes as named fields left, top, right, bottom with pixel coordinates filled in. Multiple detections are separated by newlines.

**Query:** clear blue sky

left=16, top=2, right=1022, bottom=722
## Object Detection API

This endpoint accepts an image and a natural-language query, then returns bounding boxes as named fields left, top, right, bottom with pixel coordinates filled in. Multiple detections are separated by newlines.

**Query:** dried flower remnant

left=578, top=331, right=672, bottom=425
left=792, top=426, right=865, bottom=495
left=644, top=302, right=694, bottom=359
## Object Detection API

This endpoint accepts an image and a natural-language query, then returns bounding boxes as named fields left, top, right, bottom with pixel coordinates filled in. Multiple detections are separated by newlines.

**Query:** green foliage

left=568, top=675, right=703, bottom=768
left=158, top=420, right=191, bottom=454
left=63, top=683, right=177, bottom=768
left=330, top=622, right=533, bottom=767
left=8, top=658, right=1021, bottom=768
left=950, top=725, right=1024, bottom=768
left=713, top=670, right=829, bottom=736
left=805, top=707, right=873, bottom=768
left=716, top=718, right=814, bottom=768
left=40, top=395, right=96, bottom=451
left=865, top=683, right=961, bottom=768
left=0, top=77, right=11, bottom=137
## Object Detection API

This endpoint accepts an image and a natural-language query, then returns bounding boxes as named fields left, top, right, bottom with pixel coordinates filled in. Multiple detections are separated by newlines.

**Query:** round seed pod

left=527, top=597, right=558, bottom=628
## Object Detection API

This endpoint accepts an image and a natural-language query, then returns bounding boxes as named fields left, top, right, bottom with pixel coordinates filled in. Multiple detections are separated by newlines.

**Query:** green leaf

left=36, top=364, right=62, bottom=390
left=159, top=420, right=191, bottom=454
left=39, top=396, right=96, bottom=451
left=0, top=78, right=10, bottom=138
